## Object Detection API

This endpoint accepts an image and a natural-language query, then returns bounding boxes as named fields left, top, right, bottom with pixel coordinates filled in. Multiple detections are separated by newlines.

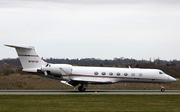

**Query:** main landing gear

left=160, top=84, right=165, bottom=92
left=78, top=82, right=88, bottom=92
left=78, top=86, right=86, bottom=92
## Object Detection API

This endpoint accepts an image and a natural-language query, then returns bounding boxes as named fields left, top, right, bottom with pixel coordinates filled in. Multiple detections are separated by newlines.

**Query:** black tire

left=78, top=86, right=86, bottom=92
left=161, top=88, right=165, bottom=92
left=78, top=86, right=82, bottom=91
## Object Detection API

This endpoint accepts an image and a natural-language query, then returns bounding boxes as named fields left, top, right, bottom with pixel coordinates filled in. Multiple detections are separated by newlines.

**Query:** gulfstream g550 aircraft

left=5, top=44, right=177, bottom=92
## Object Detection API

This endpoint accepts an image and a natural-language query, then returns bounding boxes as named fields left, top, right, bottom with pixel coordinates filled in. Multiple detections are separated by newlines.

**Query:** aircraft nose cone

left=169, top=76, right=177, bottom=82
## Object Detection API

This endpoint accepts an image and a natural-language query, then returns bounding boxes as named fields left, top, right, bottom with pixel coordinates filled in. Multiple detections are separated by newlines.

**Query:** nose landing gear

left=160, top=85, right=165, bottom=92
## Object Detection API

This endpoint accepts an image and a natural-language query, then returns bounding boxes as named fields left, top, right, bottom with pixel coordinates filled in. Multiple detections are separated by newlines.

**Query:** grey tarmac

left=0, top=90, right=180, bottom=95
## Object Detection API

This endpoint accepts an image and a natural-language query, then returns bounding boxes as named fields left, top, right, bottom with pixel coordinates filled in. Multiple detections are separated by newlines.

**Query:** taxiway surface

left=0, top=90, right=180, bottom=95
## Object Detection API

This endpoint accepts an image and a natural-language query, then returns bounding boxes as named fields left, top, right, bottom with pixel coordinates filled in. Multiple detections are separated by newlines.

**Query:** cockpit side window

left=159, top=71, right=163, bottom=74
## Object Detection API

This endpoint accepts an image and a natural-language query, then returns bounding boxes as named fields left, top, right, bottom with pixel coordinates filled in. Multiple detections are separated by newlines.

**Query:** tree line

left=0, top=57, right=180, bottom=78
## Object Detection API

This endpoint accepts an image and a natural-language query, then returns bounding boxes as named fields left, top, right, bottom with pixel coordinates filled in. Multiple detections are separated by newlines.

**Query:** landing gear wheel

left=78, top=86, right=86, bottom=92
left=161, top=88, right=165, bottom=92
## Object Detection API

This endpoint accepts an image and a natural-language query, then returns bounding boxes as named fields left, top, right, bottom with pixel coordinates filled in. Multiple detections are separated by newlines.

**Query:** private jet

left=5, top=44, right=177, bottom=92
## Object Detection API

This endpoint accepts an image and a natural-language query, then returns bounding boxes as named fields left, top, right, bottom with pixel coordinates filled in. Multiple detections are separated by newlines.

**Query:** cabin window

left=131, top=73, right=135, bottom=76
left=116, top=72, right=120, bottom=76
left=159, top=71, right=163, bottom=74
left=139, top=73, right=143, bottom=77
left=109, top=72, right=113, bottom=75
left=102, top=72, right=106, bottom=75
left=94, top=72, right=98, bottom=75
left=124, top=73, right=128, bottom=76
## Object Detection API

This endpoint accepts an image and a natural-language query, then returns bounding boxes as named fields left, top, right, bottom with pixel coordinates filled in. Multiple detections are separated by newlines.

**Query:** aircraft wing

left=71, top=77, right=113, bottom=83
left=61, top=80, right=80, bottom=87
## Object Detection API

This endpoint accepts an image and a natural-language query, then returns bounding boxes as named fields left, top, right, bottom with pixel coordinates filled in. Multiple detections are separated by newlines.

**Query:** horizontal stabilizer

left=5, top=44, right=34, bottom=49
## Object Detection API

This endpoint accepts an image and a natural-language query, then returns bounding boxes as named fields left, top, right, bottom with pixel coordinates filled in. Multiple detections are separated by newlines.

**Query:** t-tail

left=5, top=44, right=46, bottom=72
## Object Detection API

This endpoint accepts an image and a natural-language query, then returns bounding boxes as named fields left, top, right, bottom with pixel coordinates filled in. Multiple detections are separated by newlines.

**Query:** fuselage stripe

left=70, top=74, right=164, bottom=81
left=18, top=54, right=39, bottom=57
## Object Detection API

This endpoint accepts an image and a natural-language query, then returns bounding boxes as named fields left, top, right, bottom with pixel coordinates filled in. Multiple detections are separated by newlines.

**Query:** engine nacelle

left=41, top=64, right=72, bottom=76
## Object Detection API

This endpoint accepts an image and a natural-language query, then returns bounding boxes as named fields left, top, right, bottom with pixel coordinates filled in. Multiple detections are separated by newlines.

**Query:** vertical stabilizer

left=5, top=44, right=46, bottom=69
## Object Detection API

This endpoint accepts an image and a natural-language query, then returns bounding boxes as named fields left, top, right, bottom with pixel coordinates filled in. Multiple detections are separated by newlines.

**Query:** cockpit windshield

left=159, top=71, right=165, bottom=75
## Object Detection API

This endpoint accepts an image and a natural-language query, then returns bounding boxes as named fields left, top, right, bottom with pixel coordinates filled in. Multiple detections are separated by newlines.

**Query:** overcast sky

left=0, top=0, right=180, bottom=61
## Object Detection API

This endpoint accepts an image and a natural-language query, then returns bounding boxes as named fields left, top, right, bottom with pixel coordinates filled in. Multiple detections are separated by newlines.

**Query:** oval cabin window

left=94, top=72, right=98, bottom=75
left=124, top=73, right=128, bottom=76
left=102, top=72, right=106, bottom=75
left=139, top=73, right=143, bottom=77
left=116, top=72, right=120, bottom=76
left=131, top=73, right=135, bottom=76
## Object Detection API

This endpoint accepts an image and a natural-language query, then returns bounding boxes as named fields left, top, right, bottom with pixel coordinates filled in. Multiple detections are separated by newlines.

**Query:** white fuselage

left=23, top=63, right=176, bottom=84
left=69, top=66, right=176, bottom=84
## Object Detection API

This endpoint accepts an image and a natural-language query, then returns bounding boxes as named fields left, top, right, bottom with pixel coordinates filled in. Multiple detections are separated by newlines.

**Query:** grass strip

left=0, top=94, right=180, bottom=111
